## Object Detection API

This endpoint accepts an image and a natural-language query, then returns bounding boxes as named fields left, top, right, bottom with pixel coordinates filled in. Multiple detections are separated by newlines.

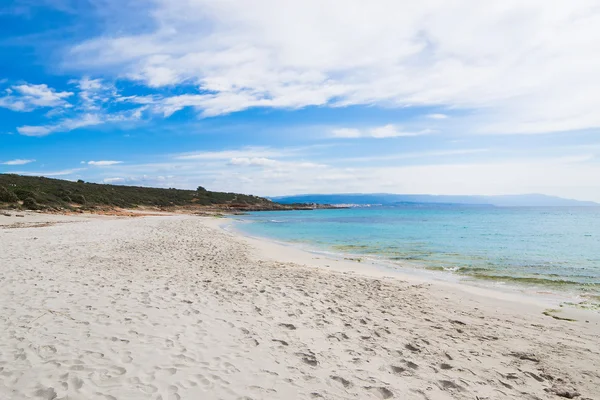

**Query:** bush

left=71, top=194, right=86, bottom=204
left=23, top=197, right=40, bottom=210
left=0, top=185, right=19, bottom=203
left=14, top=189, right=36, bottom=201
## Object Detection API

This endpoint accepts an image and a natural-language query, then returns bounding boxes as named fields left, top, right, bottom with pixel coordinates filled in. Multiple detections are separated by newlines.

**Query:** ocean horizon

left=233, top=205, right=600, bottom=307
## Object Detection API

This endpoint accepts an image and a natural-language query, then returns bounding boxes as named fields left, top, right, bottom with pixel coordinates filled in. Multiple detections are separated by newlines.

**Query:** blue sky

left=1, top=0, right=600, bottom=201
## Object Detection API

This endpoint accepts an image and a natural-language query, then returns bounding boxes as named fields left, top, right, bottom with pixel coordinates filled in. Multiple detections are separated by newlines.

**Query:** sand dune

left=1, top=213, right=598, bottom=399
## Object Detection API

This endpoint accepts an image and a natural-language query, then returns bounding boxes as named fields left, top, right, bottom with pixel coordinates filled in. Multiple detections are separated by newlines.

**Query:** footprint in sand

left=89, top=366, right=127, bottom=386
left=138, top=383, right=158, bottom=394
left=154, top=367, right=177, bottom=379
left=365, top=386, right=394, bottom=399
left=167, top=385, right=181, bottom=400
left=331, top=376, right=353, bottom=388
left=83, top=350, right=105, bottom=360
left=121, top=351, right=133, bottom=363
left=194, top=374, right=213, bottom=389
left=70, top=375, right=84, bottom=390
left=36, top=345, right=57, bottom=359
left=33, top=386, right=57, bottom=400
left=174, top=353, right=195, bottom=363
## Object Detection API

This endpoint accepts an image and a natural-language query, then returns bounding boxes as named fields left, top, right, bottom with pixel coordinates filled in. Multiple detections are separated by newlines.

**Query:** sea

left=231, top=205, right=600, bottom=308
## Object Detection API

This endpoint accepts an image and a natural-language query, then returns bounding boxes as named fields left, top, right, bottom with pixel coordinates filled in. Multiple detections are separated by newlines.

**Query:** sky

left=1, top=0, right=600, bottom=201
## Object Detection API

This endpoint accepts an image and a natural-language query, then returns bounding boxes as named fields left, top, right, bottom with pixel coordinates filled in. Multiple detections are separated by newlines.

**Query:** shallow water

left=233, top=206, right=600, bottom=302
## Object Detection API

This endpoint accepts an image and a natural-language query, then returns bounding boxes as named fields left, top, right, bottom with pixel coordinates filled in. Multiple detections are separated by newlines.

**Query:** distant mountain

left=270, top=193, right=599, bottom=207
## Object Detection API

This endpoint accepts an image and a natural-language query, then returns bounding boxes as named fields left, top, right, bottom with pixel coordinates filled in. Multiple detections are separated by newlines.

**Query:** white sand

left=1, top=213, right=598, bottom=400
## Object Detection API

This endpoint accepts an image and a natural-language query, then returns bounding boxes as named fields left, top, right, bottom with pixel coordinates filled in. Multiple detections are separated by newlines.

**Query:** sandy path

left=1, top=214, right=598, bottom=399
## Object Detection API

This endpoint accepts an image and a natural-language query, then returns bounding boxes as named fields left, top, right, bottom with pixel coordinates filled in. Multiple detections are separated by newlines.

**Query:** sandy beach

left=1, top=212, right=599, bottom=400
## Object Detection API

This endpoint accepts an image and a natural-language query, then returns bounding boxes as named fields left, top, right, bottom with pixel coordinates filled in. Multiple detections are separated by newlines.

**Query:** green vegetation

left=0, top=173, right=280, bottom=211
left=0, top=185, right=19, bottom=203
left=22, top=197, right=40, bottom=210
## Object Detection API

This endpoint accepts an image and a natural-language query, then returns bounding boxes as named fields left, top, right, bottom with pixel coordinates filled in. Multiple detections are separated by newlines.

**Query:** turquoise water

left=233, top=206, right=600, bottom=301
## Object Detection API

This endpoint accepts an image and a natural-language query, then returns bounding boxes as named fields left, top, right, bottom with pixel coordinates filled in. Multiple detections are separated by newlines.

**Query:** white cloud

left=13, top=83, right=73, bottom=107
left=1, top=159, right=36, bottom=165
left=88, top=160, right=123, bottom=166
left=176, top=147, right=291, bottom=161
left=0, top=96, right=27, bottom=111
left=16, top=126, right=53, bottom=137
left=228, top=157, right=325, bottom=169
left=15, top=168, right=86, bottom=177
left=337, top=148, right=490, bottom=163
left=60, top=113, right=104, bottom=131
left=1, top=79, right=146, bottom=136
left=228, top=157, right=279, bottom=167
left=17, top=113, right=103, bottom=136
left=16, top=108, right=144, bottom=137
left=0, top=83, right=73, bottom=112
left=426, top=113, right=448, bottom=120
left=103, top=177, right=126, bottom=183
left=331, top=128, right=361, bottom=138
left=332, top=125, right=433, bottom=139
left=67, top=0, right=600, bottom=134
left=138, top=66, right=180, bottom=87
left=71, top=77, right=115, bottom=110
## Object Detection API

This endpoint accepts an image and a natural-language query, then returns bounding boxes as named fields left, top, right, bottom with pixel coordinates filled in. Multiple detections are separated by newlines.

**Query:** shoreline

left=221, top=216, right=600, bottom=319
left=2, top=212, right=599, bottom=399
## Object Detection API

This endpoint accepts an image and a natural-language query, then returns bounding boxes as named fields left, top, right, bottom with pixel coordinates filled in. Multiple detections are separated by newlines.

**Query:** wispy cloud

left=1, top=159, right=36, bottom=165
left=336, top=148, right=490, bottom=163
left=228, top=157, right=325, bottom=169
left=63, top=0, right=600, bottom=134
left=174, top=146, right=318, bottom=161
left=16, top=108, right=144, bottom=137
left=87, top=160, right=123, bottom=166
left=71, top=77, right=115, bottom=111
left=426, top=114, right=448, bottom=120
left=13, top=168, right=86, bottom=177
left=0, top=83, right=72, bottom=112
left=103, top=177, right=126, bottom=184
left=332, top=125, right=434, bottom=139
left=17, top=113, right=103, bottom=136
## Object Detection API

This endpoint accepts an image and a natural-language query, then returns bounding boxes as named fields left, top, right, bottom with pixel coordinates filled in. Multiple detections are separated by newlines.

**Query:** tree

left=0, top=186, right=18, bottom=203
left=197, top=186, right=207, bottom=192
left=72, top=194, right=86, bottom=204
left=23, top=197, right=40, bottom=210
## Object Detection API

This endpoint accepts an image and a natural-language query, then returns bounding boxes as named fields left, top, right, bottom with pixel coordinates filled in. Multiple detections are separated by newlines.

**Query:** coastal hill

left=0, top=174, right=318, bottom=212
left=271, top=193, right=599, bottom=207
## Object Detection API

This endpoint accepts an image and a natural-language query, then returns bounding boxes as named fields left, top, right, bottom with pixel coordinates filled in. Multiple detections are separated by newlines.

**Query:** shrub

left=14, top=189, right=36, bottom=201
left=71, top=194, right=86, bottom=204
left=55, top=188, right=72, bottom=202
left=23, top=197, right=40, bottom=210
left=0, top=185, right=19, bottom=203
